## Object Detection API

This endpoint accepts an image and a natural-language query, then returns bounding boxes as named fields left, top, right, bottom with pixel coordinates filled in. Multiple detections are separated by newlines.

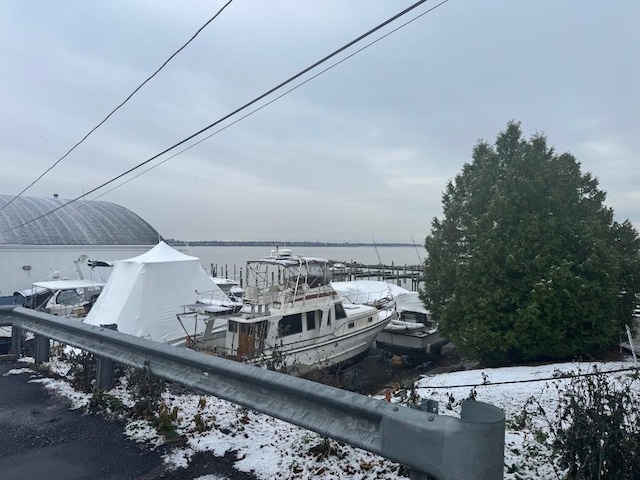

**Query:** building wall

left=0, top=245, right=155, bottom=295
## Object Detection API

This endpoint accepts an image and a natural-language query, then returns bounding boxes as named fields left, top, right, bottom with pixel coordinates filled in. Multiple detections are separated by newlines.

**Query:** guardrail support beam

left=96, top=356, right=115, bottom=390
left=11, top=325, right=22, bottom=354
left=34, top=334, right=50, bottom=364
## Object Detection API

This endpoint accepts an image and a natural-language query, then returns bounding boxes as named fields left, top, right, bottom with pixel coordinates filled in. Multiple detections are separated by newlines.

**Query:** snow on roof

left=0, top=194, right=159, bottom=245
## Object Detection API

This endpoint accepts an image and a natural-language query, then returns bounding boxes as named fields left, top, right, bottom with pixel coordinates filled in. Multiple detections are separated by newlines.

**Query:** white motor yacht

left=178, top=248, right=394, bottom=376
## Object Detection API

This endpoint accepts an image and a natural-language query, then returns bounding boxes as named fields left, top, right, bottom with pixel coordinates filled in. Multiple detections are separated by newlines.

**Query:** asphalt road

left=0, top=356, right=257, bottom=480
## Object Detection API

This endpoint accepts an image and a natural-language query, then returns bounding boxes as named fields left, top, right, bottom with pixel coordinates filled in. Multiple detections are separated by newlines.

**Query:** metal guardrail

left=2, top=306, right=505, bottom=480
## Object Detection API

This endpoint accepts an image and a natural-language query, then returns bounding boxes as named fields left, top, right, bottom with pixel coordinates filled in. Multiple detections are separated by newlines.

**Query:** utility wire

left=0, top=0, right=234, bottom=215
left=90, top=0, right=450, bottom=202
left=0, top=0, right=448, bottom=238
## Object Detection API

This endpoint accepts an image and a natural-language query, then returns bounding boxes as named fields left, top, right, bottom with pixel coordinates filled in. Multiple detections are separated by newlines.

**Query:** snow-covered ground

left=5, top=354, right=638, bottom=479
left=415, top=358, right=638, bottom=479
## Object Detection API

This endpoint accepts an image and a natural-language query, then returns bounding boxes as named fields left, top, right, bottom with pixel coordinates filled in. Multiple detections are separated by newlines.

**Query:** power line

left=89, top=0, right=450, bottom=202
left=0, top=0, right=234, bottom=215
left=417, top=366, right=639, bottom=390
left=0, top=0, right=448, bottom=239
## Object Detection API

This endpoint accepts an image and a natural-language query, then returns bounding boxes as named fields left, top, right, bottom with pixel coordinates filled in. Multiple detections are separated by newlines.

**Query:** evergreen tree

left=422, top=121, right=640, bottom=365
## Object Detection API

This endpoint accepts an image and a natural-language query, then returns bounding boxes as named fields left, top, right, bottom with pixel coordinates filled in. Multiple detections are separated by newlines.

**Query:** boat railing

left=242, top=286, right=261, bottom=304
left=195, top=289, right=234, bottom=306
left=243, top=285, right=299, bottom=310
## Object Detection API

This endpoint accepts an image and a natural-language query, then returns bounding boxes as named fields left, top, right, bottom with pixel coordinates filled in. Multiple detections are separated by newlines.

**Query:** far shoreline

left=165, top=239, right=415, bottom=248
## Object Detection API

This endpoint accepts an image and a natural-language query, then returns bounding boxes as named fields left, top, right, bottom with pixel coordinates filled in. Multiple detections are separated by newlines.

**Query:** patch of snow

left=3, top=367, right=34, bottom=376
left=414, top=360, right=636, bottom=479
left=126, top=420, right=163, bottom=445
left=30, top=377, right=91, bottom=410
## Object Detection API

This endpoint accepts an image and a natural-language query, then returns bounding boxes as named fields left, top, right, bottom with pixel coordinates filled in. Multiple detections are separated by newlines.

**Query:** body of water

left=187, top=245, right=426, bottom=285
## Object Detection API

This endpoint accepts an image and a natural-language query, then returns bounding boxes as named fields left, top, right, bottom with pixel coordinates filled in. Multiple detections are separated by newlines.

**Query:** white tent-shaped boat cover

left=84, top=241, right=225, bottom=344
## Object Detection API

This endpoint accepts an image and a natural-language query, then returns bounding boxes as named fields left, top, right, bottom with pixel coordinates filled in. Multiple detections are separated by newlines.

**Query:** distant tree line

left=165, top=239, right=413, bottom=247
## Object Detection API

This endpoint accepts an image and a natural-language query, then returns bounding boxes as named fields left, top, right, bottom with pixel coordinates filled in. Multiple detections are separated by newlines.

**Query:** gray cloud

left=1, top=0, right=638, bottom=243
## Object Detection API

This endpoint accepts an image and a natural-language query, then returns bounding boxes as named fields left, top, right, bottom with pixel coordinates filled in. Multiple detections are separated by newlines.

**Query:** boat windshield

left=56, top=289, right=84, bottom=306
left=246, top=256, right=330, bottom=293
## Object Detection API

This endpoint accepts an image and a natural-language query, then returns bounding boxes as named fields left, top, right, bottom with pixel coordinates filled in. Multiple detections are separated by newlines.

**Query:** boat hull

left=376, top=329, right=449, bottom=358
left=258, top=314, right=392, bottom=376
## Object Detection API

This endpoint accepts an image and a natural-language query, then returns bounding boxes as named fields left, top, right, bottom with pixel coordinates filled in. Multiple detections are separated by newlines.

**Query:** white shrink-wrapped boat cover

left=332, top=280, right=427, bottom=315
left=84, top=241, right=226, bottom=344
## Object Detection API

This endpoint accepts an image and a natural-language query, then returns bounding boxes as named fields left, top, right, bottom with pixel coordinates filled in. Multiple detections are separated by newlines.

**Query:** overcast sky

left=1, top=1, right=638, bottom=243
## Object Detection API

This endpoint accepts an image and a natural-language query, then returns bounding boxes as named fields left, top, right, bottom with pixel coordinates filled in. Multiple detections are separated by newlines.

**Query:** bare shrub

left=524, top=366, right=640, bottom=479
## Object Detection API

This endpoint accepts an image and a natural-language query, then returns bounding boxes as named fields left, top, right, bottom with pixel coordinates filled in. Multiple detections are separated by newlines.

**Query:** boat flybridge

left=178, top=248, right=395, bottom=376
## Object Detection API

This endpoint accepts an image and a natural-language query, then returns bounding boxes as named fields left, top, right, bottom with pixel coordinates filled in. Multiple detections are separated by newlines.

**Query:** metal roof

left=0, top=195, right=160, bottom=246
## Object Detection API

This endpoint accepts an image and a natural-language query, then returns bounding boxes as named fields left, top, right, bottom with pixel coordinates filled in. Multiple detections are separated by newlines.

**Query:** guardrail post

left=408, top=399, right=439, bottom=479
left=404, top=399, right=504, bottom=479
left=95, top=356, right=115, bottom=390
left=11, top=325, right=22, bottom=354
left=458, top=400, right=505, bottom=479
left=34, top=334, right=50, bottom=363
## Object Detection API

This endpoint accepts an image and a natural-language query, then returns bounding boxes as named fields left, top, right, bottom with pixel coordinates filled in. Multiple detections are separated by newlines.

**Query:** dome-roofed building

left=0, top=194, right=161, bottom=294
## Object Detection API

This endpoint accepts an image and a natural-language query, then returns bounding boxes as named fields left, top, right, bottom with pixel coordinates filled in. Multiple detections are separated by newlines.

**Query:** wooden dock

left=209, top=261, right=425, bottom=291
left=331, top=262, right=424, bottom=291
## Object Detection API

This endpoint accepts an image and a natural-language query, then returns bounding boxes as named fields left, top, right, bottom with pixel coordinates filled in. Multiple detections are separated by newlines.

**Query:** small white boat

left=332, top=280, right=449, bottom=359
left=178, top=249, right=395, bottom=376
left=211, top=277, right=244, bottom=302
left=0, top=279, right=105, bottom=350
left=0, top=262, right=110, bottom=346
left=1, top=256, right=112, bottom=313
left=29, top=279, right=105, bottom=317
